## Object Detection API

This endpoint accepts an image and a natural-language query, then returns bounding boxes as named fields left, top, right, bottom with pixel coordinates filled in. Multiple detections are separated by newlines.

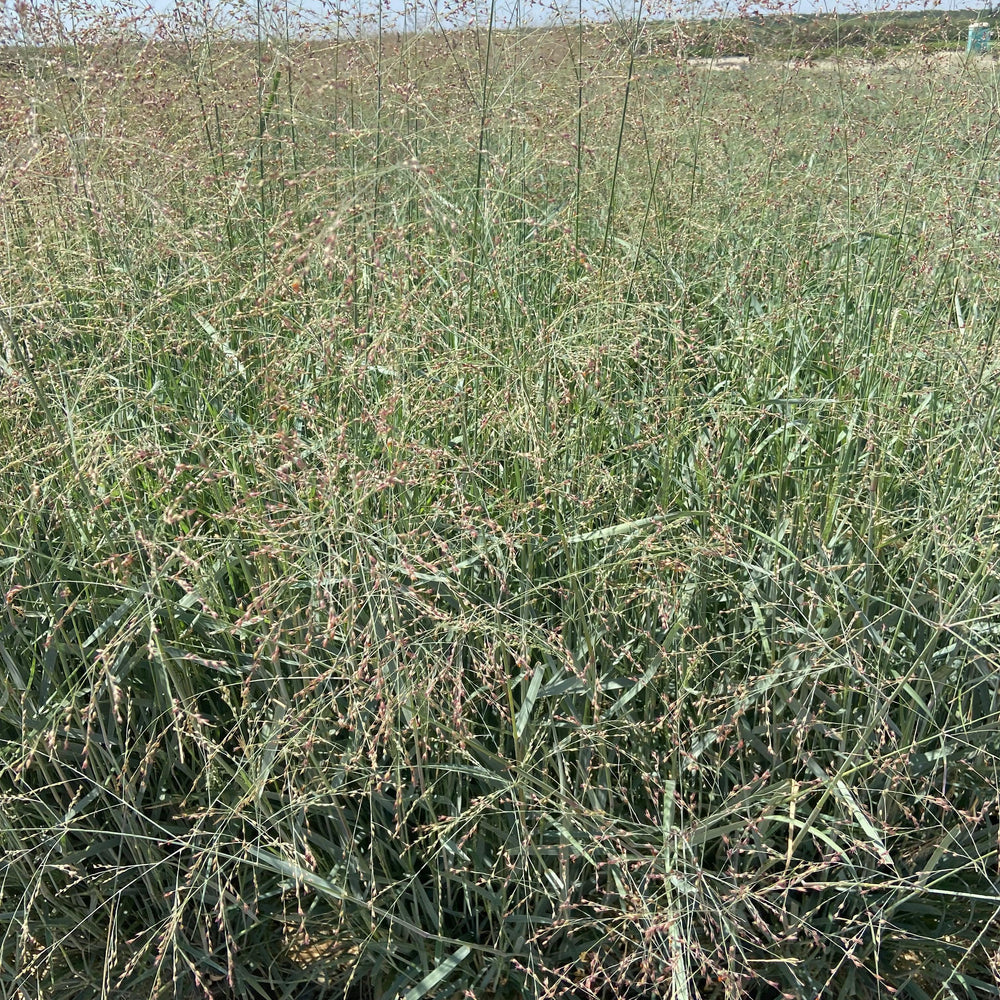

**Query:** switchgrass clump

left=1, top=3, right=1000, bottom=998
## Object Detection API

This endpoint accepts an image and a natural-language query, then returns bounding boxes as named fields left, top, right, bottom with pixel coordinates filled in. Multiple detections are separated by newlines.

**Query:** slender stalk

left=574, top=0, right=585, bottom=249
left=465, top=0, right=498, bottom=332
left=601, top=0, right=644, bottom=263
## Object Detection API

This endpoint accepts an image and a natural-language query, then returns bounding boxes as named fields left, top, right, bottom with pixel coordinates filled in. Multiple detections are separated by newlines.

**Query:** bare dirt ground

left=686, top=50, right=997, bottom=74
left=686, top=55, right=751, bottom=70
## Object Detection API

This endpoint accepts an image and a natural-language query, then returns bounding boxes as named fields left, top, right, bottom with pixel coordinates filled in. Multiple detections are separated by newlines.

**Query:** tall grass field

left=2, top=2, right=1000, bottom=998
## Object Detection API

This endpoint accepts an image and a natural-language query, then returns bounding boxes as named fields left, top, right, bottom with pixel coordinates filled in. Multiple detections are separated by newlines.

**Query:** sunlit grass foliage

left=2, top=3, right=1000, bottom=998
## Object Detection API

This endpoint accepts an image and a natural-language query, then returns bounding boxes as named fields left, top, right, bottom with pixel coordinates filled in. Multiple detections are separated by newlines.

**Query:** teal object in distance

left=968, top=22, right=991, bottom=54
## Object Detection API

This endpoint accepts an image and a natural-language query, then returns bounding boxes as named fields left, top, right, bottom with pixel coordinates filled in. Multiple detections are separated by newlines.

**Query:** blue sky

left=261, top=0, right=983, bottom=26
left=3, top=0, right=984, bottom=38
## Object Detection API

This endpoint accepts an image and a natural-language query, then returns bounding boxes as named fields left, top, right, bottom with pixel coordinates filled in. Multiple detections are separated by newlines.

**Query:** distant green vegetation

left=651, top=7, right=994, bottom=58
left=1, top=10, right=1000, bottom=1000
